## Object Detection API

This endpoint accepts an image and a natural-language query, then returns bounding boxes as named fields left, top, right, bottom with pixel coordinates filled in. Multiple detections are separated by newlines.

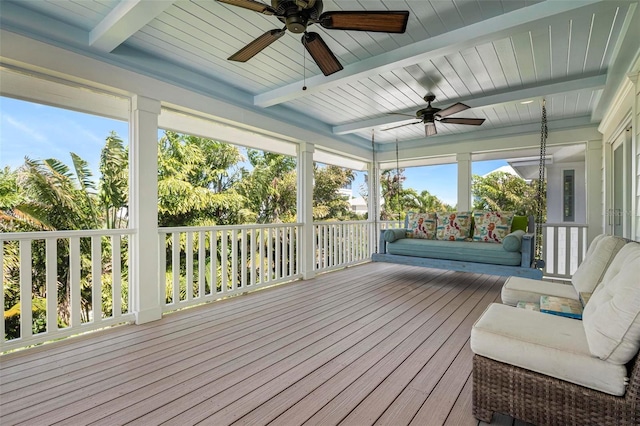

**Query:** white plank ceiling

left=1, top=0, right=638, bottom=147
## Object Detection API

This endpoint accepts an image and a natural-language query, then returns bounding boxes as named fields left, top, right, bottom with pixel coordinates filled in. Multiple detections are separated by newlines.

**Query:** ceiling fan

left=384, top=94, right=485, bottom=137
left=217, top=0, right=410, bottom=76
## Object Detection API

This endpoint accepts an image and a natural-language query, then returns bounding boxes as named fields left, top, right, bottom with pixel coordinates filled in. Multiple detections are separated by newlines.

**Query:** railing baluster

left=259, top=229, right=264, bottom=285
left=231, top=229, right=238, bottom=291
left=112, top=235, right=122, bottom=317
left=250, top=229, right=256, bottom=286
left=91, top=236, right=102, bottom=323
left=288, top=226, right=294, bottom=277
left=267, top=227, right=273, bottom=282
left=241, top=229, right=247, bottom=288
left=211, top=230, right=218, bottom=294
left=69, top=237, right=81, bottom=328
left=198, top=231, right=206, bottom=298
left=46, top=238, right=58, bottom=332
left=275, top=227, right=281, bottom=281
left=19, top=240, right=33, bottom=340
left=186, top=232, right=193, bottom=301
left=172, top=232, right=180, bottom=304
left=222, top=230, right=228, bottom=293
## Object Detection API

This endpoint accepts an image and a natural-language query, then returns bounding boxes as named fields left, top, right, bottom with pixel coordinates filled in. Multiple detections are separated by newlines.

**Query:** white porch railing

left=313, top=221, right=372, bottom=272
left=378, top=220, right=404, bottom=230
left=159, top=223, right=301, bottom=313
left=1, top=229, right=134, bottom=352
left=541, top=223, right=588, bottom=279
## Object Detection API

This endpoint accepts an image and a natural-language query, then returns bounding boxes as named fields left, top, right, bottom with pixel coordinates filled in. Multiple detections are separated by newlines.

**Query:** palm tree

left=404, top=189, right=452, bottom=212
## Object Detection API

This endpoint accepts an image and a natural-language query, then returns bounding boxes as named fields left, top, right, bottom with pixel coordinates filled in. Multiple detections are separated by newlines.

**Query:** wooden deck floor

left=1, top=263, right=528, bottom=426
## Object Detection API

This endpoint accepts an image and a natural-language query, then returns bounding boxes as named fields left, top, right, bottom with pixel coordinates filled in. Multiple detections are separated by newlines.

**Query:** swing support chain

left=533, top=99, right=547, bottom=269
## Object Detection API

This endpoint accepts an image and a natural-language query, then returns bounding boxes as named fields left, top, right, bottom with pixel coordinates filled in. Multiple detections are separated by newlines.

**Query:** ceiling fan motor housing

left=273, top=0, right=322, bottom=33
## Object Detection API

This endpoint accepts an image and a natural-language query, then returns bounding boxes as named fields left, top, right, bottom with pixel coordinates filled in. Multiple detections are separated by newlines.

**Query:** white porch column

left=297, top=142, right=315, bottom=280
left=368, top=160, right=380, bottom=255
left=456, top=152, right=472, bottom=210
left=585, top=139, right=604, bottom=244
left=130, top=95, right=162, bottom=324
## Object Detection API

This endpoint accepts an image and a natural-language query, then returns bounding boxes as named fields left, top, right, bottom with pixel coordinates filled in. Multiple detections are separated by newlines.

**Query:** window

left=563, top=170, right=575, bottom=222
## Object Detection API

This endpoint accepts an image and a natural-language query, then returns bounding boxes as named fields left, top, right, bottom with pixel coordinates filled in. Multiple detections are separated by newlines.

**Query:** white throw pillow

left=583, top=242, right=640, bottom=364
left=571, top=234, right=626, bottom=294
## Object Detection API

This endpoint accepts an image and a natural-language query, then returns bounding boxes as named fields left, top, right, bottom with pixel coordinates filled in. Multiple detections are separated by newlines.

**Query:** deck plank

left=0, top=263, right=515, bottom=426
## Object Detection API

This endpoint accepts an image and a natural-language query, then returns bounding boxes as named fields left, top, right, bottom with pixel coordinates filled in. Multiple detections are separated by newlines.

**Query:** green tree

left=312, top=164, right=355, bottom=220
left=403, top=188, right=452, bottom=212
left=472, top=171, right=545, bottom=218
left=157, top=131, right=247, bottom=227
left=380, top=168, right=404, bottom=220
left=237, top=150, right=297, bottom=223
left=99, top=132, right=128, bottom=229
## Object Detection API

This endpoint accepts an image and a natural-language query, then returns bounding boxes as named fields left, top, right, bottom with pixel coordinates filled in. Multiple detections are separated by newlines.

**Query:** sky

left=0, top=96, right=506, bottom=207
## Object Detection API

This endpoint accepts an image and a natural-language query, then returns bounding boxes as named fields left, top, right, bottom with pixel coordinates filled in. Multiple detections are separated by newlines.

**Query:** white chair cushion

left=583, top=242, right=640, bottom=364
left=571, top=234, right=626, bottom=294
left=471, top=303, right=628, bottom=396
left=501, top=276, right=578, bottom=306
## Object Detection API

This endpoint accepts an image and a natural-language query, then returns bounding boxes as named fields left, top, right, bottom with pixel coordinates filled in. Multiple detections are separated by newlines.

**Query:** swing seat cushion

left=385, top=238, right=523, bottom=266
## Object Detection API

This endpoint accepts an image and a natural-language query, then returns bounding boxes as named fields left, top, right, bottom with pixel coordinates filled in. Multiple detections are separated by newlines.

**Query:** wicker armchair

left=472, top=353, right=640, bottom=425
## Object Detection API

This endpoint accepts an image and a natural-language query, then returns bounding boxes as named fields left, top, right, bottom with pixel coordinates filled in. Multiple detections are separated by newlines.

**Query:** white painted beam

left=90, top=0, right=178, bottom=52
left=254, top=0, right=604, bottom=108
left=333, top=74, right=607, bottom=135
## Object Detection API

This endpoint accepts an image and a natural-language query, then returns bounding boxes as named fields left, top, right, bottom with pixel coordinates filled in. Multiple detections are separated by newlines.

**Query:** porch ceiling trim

left=253, top=0, right=604, bottom=108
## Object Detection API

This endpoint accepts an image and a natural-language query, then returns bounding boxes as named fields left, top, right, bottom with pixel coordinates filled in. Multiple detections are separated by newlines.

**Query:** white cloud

left=4, top=115, right=48, bottom=143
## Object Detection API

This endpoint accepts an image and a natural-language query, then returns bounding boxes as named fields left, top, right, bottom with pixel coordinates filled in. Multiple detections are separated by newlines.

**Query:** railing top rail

left=159, top=223, right=302, bottom=233
left=313, top=220, right=371, bottom=226
left=542, top=223, right=589, bottom=228
left=0, top=228, right=134, bottom=240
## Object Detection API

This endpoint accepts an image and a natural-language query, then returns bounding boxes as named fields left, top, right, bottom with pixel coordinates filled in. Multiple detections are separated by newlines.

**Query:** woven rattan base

left=472, top=354, right=640, bottom=425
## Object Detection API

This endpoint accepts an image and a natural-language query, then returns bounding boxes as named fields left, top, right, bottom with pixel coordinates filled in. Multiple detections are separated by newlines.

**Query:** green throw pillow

left=511, top=216, right=528, bottom=232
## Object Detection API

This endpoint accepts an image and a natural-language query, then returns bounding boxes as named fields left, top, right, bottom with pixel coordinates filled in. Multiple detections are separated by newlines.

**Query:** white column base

left=135, top=306, right=163, bottom=325
left=302, top=271, right=316, bottom=280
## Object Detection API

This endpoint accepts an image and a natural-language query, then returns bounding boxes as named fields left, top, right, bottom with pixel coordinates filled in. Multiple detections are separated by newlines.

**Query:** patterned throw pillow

left=406, top=212, right=437, bottom=239
left=472, top=211, right=515, bottom=243
left=436, top=211, right=472, bottom=241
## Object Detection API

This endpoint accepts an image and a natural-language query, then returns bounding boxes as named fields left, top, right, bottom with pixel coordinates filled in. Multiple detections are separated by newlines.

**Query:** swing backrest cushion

left=571, top=234, right=627, bottom=294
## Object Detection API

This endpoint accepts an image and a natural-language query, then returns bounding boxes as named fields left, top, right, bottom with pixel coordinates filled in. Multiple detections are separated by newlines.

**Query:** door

left=610, top=131, right=630, bottom=237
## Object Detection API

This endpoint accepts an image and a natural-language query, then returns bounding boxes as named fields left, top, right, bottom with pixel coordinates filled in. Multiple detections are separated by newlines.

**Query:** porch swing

left=371, top=102, right=548, bottom=280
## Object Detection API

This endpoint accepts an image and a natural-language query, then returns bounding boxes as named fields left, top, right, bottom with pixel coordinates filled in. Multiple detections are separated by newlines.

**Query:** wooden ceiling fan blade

left=216, top=0, right=276, bottom=15
left=302, top=32, right=343, bottom=76
left=228, top=29, right=285, bottom=62
left=436, top=102, right=470, bottom=118
left=382, top=120, right=421, bottom=131
left=439, top=117, right=486, bottom=126
left=319, top=11, right=409, bottom=33
left=425, top=122, right=437, bottom=137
